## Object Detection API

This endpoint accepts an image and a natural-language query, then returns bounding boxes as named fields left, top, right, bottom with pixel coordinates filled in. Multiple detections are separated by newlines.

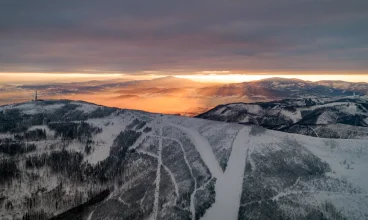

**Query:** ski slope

left=168, top=122, right=223, bottom=179
left=201, top=127, right=249, bottom=220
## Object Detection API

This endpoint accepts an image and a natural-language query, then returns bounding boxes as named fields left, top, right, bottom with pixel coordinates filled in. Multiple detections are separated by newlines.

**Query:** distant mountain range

left=196, top=77, right=364, bottom=100
left=197, top=96, right=368, bottom=139
left=14, top=76, right=368, bottom=100
left=3, top=76, right=368, bottom=116
left=316, top=80, right=368, bottom=94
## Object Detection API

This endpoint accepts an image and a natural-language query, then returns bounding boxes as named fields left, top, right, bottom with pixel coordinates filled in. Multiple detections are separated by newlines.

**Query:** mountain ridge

left=196, top=96, right=368, bottom=139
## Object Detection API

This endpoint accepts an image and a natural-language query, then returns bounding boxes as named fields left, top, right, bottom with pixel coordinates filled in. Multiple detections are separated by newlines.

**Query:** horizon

left=2, top=73, right=368, bottom=85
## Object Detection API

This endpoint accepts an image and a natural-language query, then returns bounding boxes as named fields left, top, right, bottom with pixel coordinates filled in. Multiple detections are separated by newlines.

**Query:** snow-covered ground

left=168, top=122, right=223, bottom=179
left=0, top=102, right=66, bottom=115
left=86, top=114, right=135, bottom=164
left=202, top=127, right=249, bottom=220
left=279, top=109, right=302, bottom=123
left=72, top=101, right=100, bottom=114
left=0, top=100, right=367, bottom=220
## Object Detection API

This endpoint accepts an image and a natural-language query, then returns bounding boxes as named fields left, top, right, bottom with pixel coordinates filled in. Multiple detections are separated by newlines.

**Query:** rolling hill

left=197, top=96, right=368, bottom=139
left=196, top=78, right=363, bottom=100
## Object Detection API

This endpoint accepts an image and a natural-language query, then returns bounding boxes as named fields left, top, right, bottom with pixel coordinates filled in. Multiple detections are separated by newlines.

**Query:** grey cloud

left=0, top=0, right=367, bottom=73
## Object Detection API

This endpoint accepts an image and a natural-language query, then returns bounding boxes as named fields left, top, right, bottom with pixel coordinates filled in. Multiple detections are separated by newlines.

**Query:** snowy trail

left=130, top=134, right=148, bottom=150
left=160, top=120, right=196, bottom=220
left=137, top=149, right=158, bottom=159
left=308, top=126, right=320, bottom=138
left=150, top=135, right=183, bottom=146
left=170, top=128, right=197, bottom=220
left=201, top=127, right=249, bottom=220
left=168, top=122, right=223, bottom=178
left=118, top=197, right=131, bottom=206
left=87, top=210, right=95, bottom=220
left=151, top=125, right=163, bottom=220
left=162, top=164, right=179, bottom=204
left=138, top=147, right=179, bottom=202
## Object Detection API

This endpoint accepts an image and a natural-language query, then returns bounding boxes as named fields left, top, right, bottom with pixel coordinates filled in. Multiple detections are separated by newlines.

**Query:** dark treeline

left=85, top=130, right=142, bottom=183
left=24, top=129, right=46, bottom=141
left=143, top=127, right=152, bottom=133
left=21, top=210, right=48, bottom=220
left=14, top=129, right=47, bottom=141
left=127, top=119, right=146, bottom=130
left=24, top=129, right=142, bottom=184
left=0, top=138, right=36, bottom=156
left=48, top=122, right=101, bottom=143
left=25, top=154, right=48, bottom=169
left=49, top=189, right=111, bottom=220
left=0, top=159, right=19, bottom=184
left=25, top=150, right=84, bottom=180
left=0, top=109, right=29, bottom=133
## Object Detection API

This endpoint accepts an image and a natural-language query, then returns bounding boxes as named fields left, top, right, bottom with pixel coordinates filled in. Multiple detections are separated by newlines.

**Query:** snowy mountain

left=0, top=100, right=367, bottom=220
left=196, top=78, right=363, bottom=100
left=197, top=96, right=368, bottom=139
left=316, top=80, right=368, bottom=95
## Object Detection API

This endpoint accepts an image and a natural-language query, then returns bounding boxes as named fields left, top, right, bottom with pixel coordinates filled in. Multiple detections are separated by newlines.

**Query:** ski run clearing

left=202, top=127, right=250, bottom=220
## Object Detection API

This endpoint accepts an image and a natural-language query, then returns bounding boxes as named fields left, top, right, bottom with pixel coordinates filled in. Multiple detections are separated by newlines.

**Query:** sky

left=0, top=0, right=367, bottom=81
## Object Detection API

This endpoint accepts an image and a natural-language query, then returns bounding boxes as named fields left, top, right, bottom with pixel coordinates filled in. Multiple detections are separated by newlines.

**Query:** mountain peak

left=150, top=76, right=192, bottom=82
left=256, top=77, right=307, bottom=83
left=144, top=75, right=208, bottom=88
left=154, top=75, right=178, bottom=80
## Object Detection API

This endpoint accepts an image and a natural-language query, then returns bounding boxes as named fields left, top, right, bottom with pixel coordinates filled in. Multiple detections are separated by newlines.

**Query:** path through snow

left=87, top=210, right=95, bottom=220
left=201, top=127, right=249, bottom=220
left=151, top=122, right=163, bottom=220
left=144, top=117, right=249, bottom=220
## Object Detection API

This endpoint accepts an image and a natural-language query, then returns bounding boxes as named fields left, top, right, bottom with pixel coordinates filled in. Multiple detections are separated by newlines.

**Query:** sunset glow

left=2, top=73, right=368, bottom=85
left=3, top=72, right=368, bottom=116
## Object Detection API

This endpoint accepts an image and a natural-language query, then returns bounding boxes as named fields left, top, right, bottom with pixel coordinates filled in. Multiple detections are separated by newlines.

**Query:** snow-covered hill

left=0, top=100, right=367, bottom=220
left=316, top=80, right=368, bottom=95
left=196, top=78, right=363, bottom=100
left=197, top=96, right=368, bottom=139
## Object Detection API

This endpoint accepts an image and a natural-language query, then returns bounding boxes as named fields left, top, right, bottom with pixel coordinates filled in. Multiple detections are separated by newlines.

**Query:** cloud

left=0, top=0, right=367, bottom=73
